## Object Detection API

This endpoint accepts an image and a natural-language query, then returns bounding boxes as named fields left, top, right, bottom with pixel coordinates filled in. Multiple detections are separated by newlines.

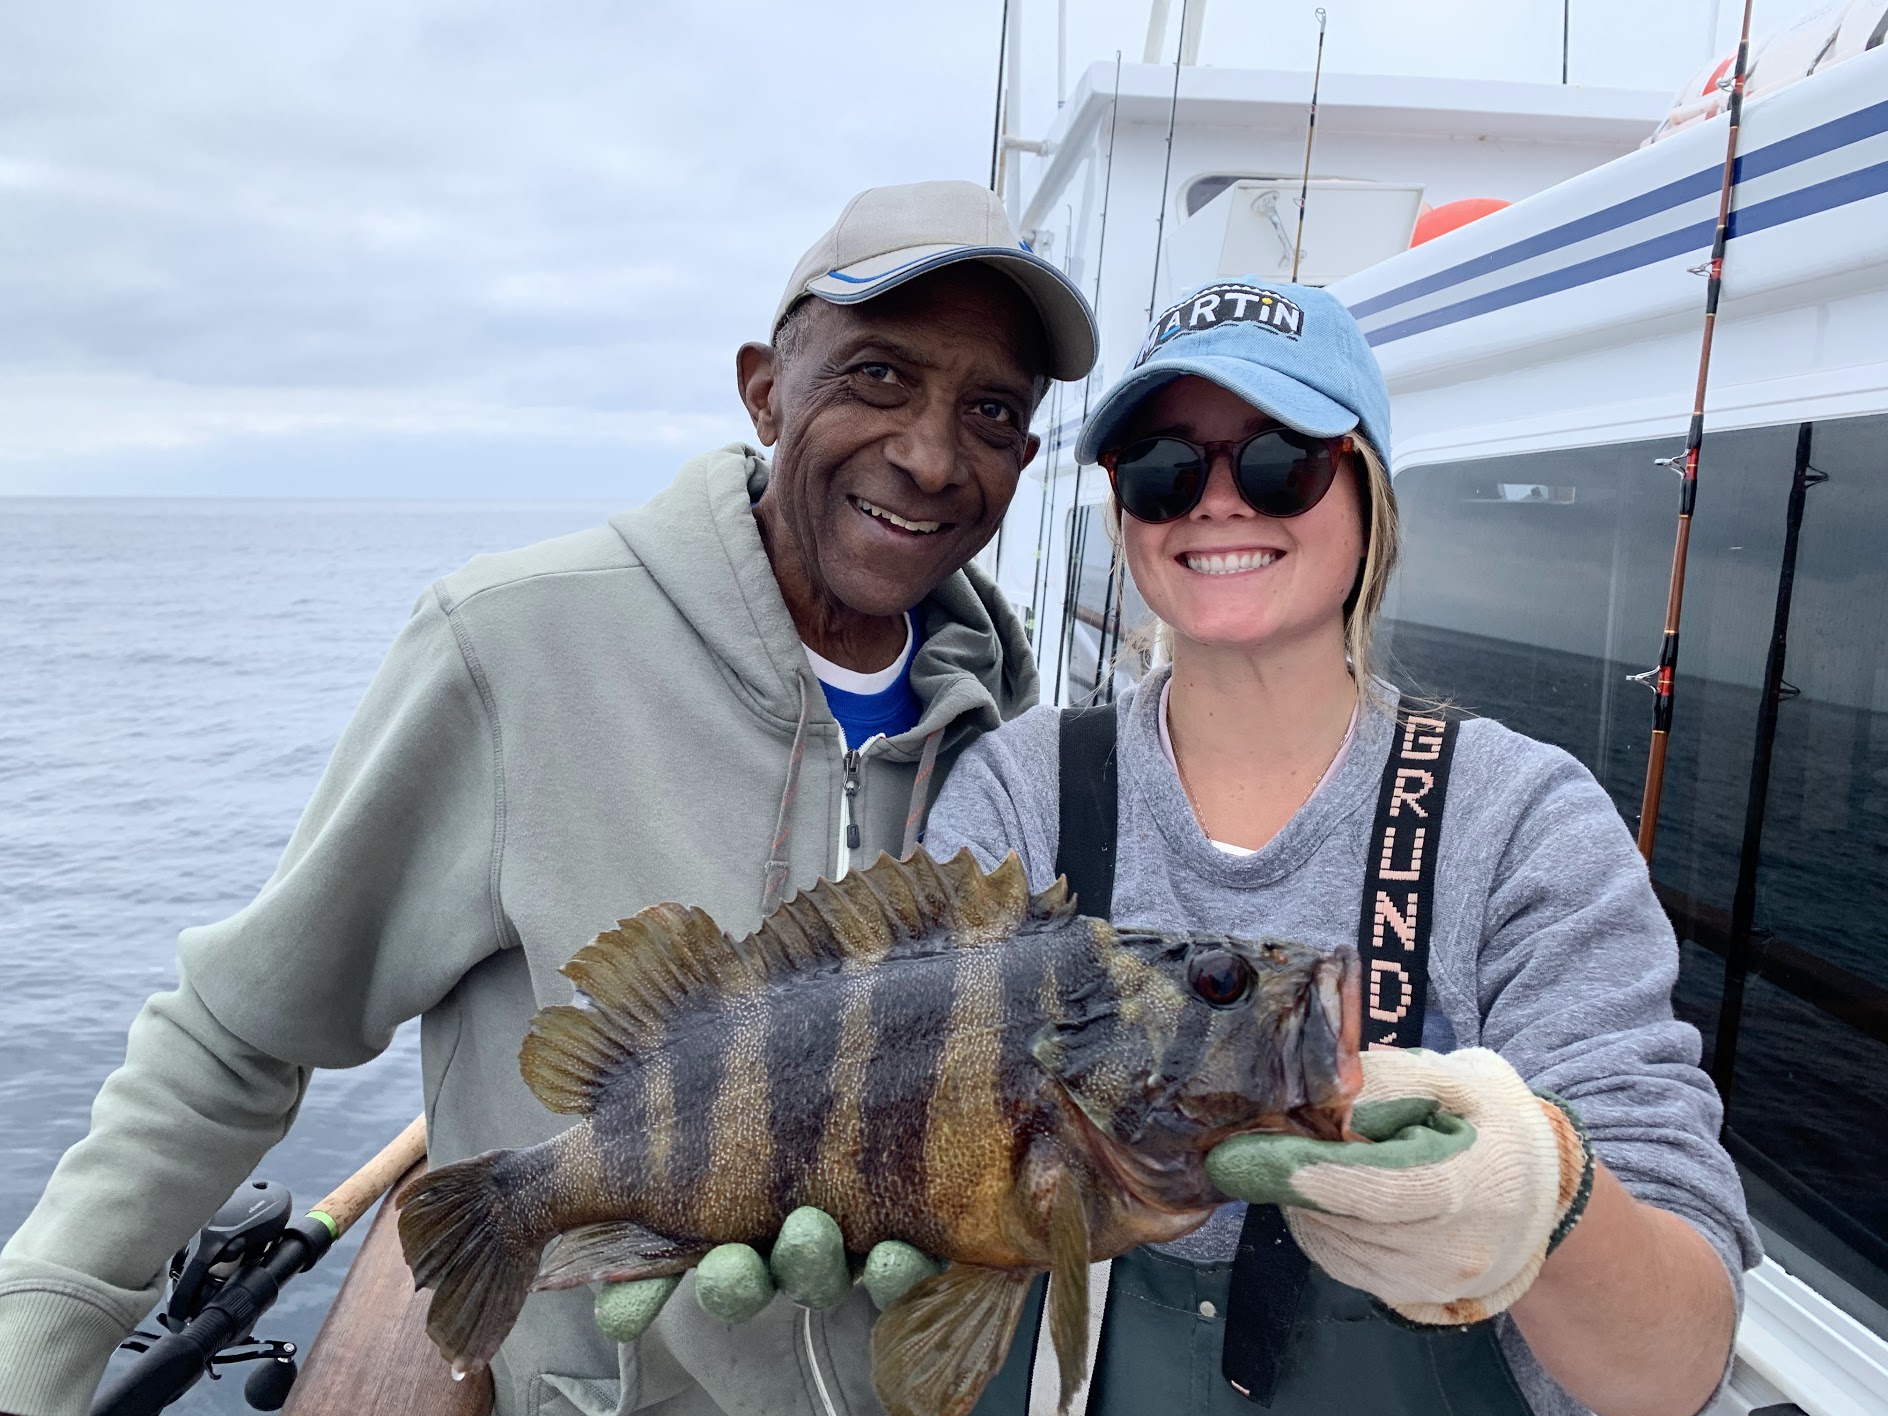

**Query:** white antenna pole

left=1057, top=0, right=1068, bottom=107
left=1147, top=0, right=1189, bottom=319
left=1143, top=0, right=1173, bottom=63
left=1180, top=0, right=1207, bottom=64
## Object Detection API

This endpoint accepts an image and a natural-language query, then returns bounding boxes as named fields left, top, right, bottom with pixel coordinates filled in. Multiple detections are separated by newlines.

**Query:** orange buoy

left=1410, top=197, right=1512, bottom=247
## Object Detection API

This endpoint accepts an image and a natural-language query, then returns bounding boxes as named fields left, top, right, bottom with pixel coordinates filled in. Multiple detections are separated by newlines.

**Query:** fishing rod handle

left=87, top=1226, right=324, bottom=1416
left=89, top=1311, right=238, bottom=1416
left=308, top=1114, right=427, bottom=1239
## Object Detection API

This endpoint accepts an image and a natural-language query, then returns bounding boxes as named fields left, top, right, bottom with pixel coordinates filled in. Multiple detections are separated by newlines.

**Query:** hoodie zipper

left=835, top=732, right=885, bottom=879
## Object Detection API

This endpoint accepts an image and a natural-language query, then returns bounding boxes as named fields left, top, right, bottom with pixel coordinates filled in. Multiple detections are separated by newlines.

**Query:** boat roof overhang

left=1019, top=60, right=1668, bottom=234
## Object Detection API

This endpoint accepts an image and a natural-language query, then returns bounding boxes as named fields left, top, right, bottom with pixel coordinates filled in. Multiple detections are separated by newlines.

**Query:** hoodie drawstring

left=760, top=675, right=813, bottom=918
left=901, top=727, right=945, bottom=860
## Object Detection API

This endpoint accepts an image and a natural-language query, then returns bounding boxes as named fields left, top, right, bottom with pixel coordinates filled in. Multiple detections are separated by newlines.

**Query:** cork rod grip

left=309, top=1114, right=428, bottom=1239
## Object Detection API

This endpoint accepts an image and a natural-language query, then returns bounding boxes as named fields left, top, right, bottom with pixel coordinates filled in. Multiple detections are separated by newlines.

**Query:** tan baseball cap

left=772, top=180, right=1098, bottom=382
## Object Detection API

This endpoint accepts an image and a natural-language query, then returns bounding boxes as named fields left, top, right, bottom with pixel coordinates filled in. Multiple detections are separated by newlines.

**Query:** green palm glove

left=1205, top=1048, right=1592, bottom=1326
left=593, top=1207, right=940, bottom=1341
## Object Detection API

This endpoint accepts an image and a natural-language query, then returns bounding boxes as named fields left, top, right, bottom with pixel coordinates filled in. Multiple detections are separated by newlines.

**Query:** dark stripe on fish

left=859, top=952, right=952, bottom=1206
left=587, top=1049, right=651, bottom=1202
left=765, top=987, right=842, bottom=1214
left=664, top=1003, right=727, bottom=1222
left=998, top=934, right=1049, bottom=1157
left=1156, top=976, right=1214, bottom=1103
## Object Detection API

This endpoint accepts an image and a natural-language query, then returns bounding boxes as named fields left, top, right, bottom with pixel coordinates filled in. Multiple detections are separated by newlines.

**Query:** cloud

left=0, top=0, right=1007, bottom=492
left=0, top=0, right=1836, bottom=496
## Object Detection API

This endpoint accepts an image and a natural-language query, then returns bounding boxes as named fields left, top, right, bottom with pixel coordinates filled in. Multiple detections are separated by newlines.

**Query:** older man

left=0, top=181, right=1097, bottom=1416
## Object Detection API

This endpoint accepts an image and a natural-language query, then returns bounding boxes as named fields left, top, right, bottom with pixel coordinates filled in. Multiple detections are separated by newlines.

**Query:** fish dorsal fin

left=520, top=849, right=1048, bottom=1115
left=520, top=901, right=733, bottom=1114
left=1030, top=874, right=1079, bottom=923
left=753, top=847, right=1048, bottom=966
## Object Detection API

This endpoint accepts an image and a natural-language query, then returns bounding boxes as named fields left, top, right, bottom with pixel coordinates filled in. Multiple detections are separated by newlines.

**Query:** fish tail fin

left=397, top=1149, right=549, bottom=1374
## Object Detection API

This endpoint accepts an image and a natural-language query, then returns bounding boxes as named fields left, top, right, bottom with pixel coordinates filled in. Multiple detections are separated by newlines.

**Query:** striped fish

left=398, top=848, right=1362, bottom=1416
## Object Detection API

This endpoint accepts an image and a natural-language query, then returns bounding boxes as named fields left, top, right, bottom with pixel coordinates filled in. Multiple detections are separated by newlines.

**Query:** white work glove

left=1206, top=1048, right=1592, bottom=1325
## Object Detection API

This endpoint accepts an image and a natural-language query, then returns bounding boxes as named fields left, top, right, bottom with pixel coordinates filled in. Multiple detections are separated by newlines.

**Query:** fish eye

left=1186, top=949, right=1253, bottom=1009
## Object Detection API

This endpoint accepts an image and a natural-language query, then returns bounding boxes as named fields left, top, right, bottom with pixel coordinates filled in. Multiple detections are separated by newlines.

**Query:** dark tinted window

left=1384, top=416, right=1888, bottom=1333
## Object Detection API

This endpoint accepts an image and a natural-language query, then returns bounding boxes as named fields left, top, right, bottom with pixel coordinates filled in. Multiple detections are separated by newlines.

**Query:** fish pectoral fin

left=871, top=1263, right=1032, bottom=1416
left=533, top=1220, right=707, bottom=1292
left=1047, top=1171, right=1092, bottom=1413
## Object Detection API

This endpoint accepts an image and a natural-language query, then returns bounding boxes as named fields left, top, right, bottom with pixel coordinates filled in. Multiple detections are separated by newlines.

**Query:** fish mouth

left=1280, top=949, right=1365, bottom=1142
left=1145, top=947, right=1367, bottom=1151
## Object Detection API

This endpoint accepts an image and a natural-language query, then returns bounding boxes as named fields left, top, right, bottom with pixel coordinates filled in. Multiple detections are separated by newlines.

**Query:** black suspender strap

left=1222, top=707, right=1461, bottom=1404
left=1354, top=710, right=1459, bottom=1051
left=1056, top=706, right=1120, bottom=917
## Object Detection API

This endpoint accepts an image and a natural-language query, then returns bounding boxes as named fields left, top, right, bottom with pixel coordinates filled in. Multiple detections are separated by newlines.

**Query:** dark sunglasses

left=1102, top=428, right=1354, bottom=524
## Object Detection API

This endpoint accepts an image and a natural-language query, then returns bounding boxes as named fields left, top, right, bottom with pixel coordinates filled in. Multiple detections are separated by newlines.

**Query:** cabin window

left=1385, top=415, right=1888, bottom=1336
left=1184, top=174, right=1289, bottom=217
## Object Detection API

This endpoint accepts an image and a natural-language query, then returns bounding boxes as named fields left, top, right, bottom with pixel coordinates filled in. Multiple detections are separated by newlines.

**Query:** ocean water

left=0, top=498, right=621, bottom=1413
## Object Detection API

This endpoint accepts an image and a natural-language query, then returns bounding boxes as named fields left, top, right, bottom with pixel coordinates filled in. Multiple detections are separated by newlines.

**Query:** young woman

left=922, top=281, right=1758, bottom=1416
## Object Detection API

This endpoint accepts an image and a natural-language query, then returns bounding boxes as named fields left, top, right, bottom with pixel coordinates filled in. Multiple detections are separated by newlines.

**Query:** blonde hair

left=1104, top=435, right=1399, bottom=700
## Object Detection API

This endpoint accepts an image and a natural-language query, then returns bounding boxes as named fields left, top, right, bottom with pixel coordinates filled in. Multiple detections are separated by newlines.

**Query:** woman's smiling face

left=1115, top=375, right=1365, bottom=655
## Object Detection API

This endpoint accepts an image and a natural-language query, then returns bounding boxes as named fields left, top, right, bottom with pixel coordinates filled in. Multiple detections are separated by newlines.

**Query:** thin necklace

left=1171, top=718, right=1335, bottom=846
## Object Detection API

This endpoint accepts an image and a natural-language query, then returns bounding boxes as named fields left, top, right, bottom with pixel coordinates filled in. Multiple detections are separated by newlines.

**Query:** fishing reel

left=111, top=1179, right=306, bottom=1412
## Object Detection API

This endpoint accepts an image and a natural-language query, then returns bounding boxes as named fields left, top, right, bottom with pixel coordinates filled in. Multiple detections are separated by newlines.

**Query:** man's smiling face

left=742, top=263, right=1048, bottom=626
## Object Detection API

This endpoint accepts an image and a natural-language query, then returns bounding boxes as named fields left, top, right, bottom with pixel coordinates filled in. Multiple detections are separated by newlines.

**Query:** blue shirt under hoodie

left=801, top=611, right=923, bottom=745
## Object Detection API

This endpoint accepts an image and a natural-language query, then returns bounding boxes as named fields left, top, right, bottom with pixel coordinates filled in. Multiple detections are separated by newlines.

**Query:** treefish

left=398, top=848, right=1363, bottom=1416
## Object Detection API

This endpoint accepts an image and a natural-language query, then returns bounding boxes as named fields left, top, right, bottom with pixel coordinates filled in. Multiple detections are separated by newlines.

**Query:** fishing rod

left=1631, top=0, right=1756, bottom=862
left=1027, top=204, right=1077, bottom=652
left=1028, top=325, right=1069, bottom=656
left=1053, top=51, right=1124, bottom=702
left=1097, top=6, right=1191, bottom=701
left=1290, top=9, right=1328, bottom=282
left=1711, top=421, right=1823, bottom=1106
left=988, top=0, right=1011, bottom=191
left=90, top=1116, right=427, bottom=1416
left=1146, top=0, right=1189, bottom=320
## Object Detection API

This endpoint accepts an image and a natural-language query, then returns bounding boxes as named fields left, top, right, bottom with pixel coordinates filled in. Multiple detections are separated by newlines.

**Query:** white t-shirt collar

left=802, top=612, right=916, bottom=695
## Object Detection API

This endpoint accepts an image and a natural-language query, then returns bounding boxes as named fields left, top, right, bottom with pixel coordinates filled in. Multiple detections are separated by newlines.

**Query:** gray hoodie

left=0, top=444, right=1036, bottom=1416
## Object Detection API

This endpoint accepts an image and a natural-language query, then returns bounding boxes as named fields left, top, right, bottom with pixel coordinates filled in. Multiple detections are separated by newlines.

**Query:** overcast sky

left=0, top=0, right=1834, bottom=500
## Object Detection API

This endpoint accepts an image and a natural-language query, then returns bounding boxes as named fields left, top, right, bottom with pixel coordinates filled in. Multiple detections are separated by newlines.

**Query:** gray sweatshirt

left=0, top=444, right=1037, bottom=1416
left=923, top=670, right=1761, bottom=1416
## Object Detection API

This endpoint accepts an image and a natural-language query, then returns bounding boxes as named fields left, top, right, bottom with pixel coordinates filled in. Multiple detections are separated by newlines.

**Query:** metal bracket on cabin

left=1253, top=189, right=1297, bottom=268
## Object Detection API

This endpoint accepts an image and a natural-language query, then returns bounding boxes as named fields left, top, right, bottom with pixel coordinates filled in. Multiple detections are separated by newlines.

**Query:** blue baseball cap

left=1075, top=278, right=1390, bottom=465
